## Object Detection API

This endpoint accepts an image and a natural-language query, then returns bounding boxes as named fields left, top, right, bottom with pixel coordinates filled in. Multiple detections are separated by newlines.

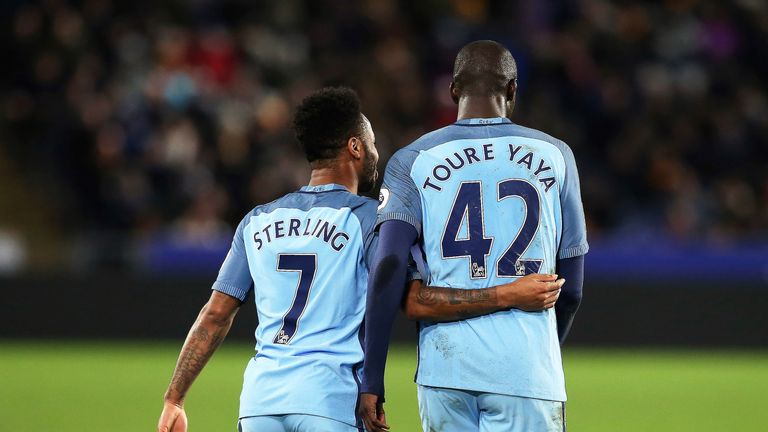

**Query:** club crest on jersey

left=274, top=329, right=290, bottom=344
left=378, top=188, right=390, bottom=210
left=471, top=262, right=486, bottom=278
left=515, top=260, right=526, bottom=276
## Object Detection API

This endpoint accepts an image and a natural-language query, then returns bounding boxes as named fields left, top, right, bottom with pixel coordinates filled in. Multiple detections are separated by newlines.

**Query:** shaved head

left=452, top=40, right=517, bottom=97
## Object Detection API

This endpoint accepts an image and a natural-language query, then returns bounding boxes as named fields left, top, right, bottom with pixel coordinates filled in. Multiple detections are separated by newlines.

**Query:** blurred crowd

left=1, top=0, right=767, bottom=271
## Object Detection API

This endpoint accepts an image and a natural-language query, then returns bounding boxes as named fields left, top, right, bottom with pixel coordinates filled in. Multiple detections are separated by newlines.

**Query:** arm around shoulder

left=403, top=273, right=565, bottom=322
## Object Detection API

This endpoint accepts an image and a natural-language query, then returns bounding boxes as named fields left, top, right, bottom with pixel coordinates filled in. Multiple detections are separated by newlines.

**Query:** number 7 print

left=273, top=254, right=317, bottom=345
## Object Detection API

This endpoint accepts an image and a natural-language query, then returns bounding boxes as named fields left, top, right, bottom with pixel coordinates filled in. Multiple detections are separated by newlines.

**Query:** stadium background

left=1, top=0, right=766, bottom=431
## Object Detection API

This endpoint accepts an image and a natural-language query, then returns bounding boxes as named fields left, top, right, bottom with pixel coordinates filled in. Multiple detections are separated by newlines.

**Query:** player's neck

left=456, top=95, right=508, bottom=120
left=308, top=164, right=358, bottom=194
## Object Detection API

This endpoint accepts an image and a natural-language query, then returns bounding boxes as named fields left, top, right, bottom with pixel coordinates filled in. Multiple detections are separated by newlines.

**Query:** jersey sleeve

left=352, top=199, right=380, bottom=271
left=377, top=149, right=423, bottom=234
left=558, top=144, right=589, bottom=259
left=407, top=259, right=422, bottom=281
left=365, top=225, right=420, bottom=280
left=364, top=230, right=378, bottom=270
left=212, top=216, right=254, bottom=301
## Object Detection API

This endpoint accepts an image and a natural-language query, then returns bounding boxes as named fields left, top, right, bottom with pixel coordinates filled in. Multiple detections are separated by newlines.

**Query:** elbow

left=558, top=290, right=582, bottom=312
left=403, top=303, right=430, bottom=321
left=403, top=304, right=421, bottom=321
left=403, top=282, right=433, bottom=321
left=200, top=302, right=234, bottom=327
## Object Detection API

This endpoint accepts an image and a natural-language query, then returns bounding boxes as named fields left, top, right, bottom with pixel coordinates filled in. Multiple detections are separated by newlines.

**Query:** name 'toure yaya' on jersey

left=421, top=143, right=558, bottom=193
left=252, top=217, right=351, bottom=252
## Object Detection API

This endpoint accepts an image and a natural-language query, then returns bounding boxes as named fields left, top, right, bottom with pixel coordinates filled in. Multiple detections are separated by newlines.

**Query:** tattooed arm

left=158, top=291, right=241, bottom=432
left=403, top=274, right=565, bottom=322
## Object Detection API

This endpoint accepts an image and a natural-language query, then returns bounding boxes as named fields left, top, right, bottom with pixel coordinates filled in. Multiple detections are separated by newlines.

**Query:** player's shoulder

left=251, top=189, right=374, bottom=213
left=241, top=190, right=376, bottom=231
left=408, top=124, right=460, bottom=150
left=344, top=193, right=378, bottom=212
left=238, top=191, right=309, bottom=226
left=345, top=194, right=378, bottom=224
left=406, top=123, right=475, bottom=153
left=388, top=124, right=466, bottom=167
left=245, top=192, right=299, bottom=218
left=506, top=123, right=574, bottom=159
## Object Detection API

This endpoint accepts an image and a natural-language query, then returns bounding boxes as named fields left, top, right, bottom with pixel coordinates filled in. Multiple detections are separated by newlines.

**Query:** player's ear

left=506, top=78, right=517, bottom=101
left=347, top=136, right=363, bottom=160
left=450, top=81, right=460, bottom=104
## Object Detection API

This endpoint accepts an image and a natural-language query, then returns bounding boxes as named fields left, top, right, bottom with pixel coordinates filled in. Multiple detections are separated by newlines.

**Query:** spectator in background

left=1, top=0, right=767, bottom=272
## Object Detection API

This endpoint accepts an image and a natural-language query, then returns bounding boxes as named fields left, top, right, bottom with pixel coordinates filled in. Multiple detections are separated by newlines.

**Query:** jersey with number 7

left=377, top=117, right=588, bottom=402
left=212, top=183, right=378, bottom=428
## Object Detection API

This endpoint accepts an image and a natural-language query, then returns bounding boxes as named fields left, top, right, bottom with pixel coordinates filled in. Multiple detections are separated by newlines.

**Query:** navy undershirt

left=555, top=254, right=584, bottom=344
left=361, top=220, right=585, bottom=397
left=361, top=220, right=418, bottom=398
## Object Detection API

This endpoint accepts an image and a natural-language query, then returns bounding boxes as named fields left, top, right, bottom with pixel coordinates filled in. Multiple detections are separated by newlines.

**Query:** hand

left=358, top=393, right=389, bottom=432
left=497, top=274, right=565, bottom=311
left=158, top=400, right=188, bottom=432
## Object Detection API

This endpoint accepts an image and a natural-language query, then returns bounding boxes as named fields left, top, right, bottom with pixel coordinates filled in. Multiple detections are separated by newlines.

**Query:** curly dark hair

left=293, top=87, right=363, bottom=163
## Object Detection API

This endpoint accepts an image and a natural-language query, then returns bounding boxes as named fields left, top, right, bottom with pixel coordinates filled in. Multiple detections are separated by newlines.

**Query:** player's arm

left=360, top=150, right=424, bottom=432
left=159, top=217, right=253, bottom=432
left=402, top=273, right=564, bottom=322
left=360, top=219, right=417, bottom=432
left=162, top=292, right=240, bottom=404
left=554, top=142, right=589, bottom=344
left=158, top=294, right=243, bottom=432
left=554, top=255, right=584, bottom=344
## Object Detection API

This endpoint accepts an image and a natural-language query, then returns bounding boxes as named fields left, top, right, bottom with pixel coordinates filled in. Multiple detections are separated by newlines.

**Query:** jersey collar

left=455, top=117, right=512, bottom=126
left=299, top=183, right=349, bottom=193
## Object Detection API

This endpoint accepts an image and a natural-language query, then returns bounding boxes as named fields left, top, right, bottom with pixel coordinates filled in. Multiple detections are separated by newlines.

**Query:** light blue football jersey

left=212, top=183, right=377, bottom=428
left=377, top=117, right=589, bottom=402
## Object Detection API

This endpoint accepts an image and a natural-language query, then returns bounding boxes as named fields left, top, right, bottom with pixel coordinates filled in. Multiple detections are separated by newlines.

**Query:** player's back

left=378, top=117, right=588, bottom=402
left=235, top=184, right=376, bottom=427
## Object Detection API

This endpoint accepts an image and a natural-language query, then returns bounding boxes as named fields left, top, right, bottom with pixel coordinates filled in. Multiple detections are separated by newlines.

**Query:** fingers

left=364, top=413, right=390, bottom=432
left=366, top=406, right=389, bottom=432
left=159, top=403, right=187, bottom=432
left=359, top=396, right=389, bottom=432
left=543, top=288, right=561, bottom=309
left=370, top=418, right=390, bottom=431
left=377, top=408, right=390, bottom=430
left=542, top=278, right=565, bottom=292
left=532, top=273, right=558, bottom=282
left=171, top=412, right=187, bottom=432
left=361, top=410, right=375, bottom=432
left=158, top=411, right=175, bottom=432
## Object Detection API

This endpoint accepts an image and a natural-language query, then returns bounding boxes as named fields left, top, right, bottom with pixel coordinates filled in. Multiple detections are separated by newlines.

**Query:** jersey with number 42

left=212, top=184, right=377, bottom=427
left=377, top=117, right=588, bottom=402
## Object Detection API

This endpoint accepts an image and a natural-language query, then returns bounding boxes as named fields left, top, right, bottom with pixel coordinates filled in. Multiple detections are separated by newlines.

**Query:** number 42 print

left=441, top=180, right=543, bottom=279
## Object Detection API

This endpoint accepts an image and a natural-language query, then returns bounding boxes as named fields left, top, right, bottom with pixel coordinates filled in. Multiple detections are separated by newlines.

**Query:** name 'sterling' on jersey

left=421, top=143, right=558, bottom=193
left=253, top=218, right=350, bottom=252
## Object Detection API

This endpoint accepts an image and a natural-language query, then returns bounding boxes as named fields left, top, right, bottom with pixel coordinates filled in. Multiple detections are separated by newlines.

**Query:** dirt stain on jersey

left=433, top=331, right=456, bottom=359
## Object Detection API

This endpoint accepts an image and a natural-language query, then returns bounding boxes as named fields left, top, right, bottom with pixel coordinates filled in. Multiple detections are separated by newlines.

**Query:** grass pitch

left=0, top=341, right=766, bottom=431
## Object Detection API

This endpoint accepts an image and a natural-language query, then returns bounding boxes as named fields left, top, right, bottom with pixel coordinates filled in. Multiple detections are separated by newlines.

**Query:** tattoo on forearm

left=416, top=286, right=439, bottom=305
left=416, top=286, right=497, bottom=306
left=166, top=321, right=228, bottom=401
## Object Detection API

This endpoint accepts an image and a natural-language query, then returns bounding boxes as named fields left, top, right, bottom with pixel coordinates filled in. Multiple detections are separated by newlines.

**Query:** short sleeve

left=364, top=230, right=378, bottom=271
left=376, top=149, right=423, bottom=234
left=351, top=199, right=380, bottom=271
left=212, top=216, right=254, bottom=301
left=558, top=144, right=589, bottom=259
